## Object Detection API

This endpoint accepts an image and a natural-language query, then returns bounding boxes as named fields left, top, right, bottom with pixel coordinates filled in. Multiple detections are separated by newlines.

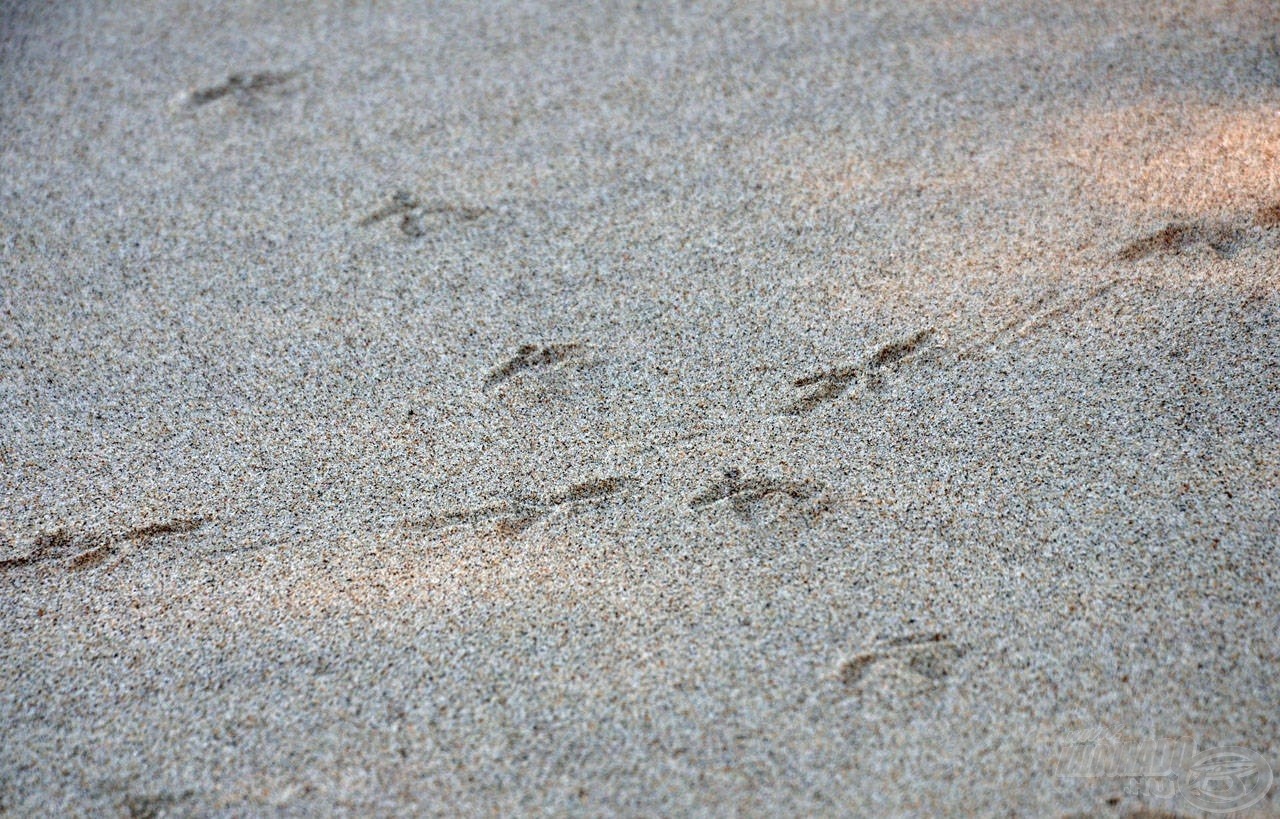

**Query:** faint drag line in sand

left=951, top=278, right=1119, bottom=362
left=951, top=201, right=1278, bottom=362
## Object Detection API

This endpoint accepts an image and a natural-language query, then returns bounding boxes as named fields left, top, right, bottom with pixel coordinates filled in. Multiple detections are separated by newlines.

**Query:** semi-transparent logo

left=1057, top=728, right=1272, bottom=813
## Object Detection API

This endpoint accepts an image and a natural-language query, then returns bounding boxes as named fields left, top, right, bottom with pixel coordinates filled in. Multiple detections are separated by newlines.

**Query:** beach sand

left=2, top=0, right=1278, bottom=814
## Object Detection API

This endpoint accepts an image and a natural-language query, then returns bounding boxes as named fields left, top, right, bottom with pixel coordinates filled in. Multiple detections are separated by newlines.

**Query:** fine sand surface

left=2, top=1, right=1279, bottom=814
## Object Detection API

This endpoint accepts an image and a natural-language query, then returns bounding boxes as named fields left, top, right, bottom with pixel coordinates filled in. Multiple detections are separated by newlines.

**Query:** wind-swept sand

left=2, top=1, right=1278, bottom=814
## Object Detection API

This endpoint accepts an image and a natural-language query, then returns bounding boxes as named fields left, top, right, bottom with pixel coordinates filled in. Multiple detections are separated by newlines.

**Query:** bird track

left=782, top=328, right=935, bottom=414
left=359, top=189, right=490, bottom=237
left=1118, top=221, right=1244, bottom=261
left=405, top=476, right=629, bottom=536
left=188, top=70, right=298, bottom=106
left=482, top=342, right=584, bottom=389
left=689, top=467, right=818, bottom=516
left=838, top=632, right=964, bottom=687
left=0, top=517, right=207, bottom=573
left=1117, top=202, right=1280, bottom=262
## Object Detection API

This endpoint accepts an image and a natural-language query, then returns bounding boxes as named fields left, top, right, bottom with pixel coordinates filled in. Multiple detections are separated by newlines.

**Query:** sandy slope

left=2, top=0, right=1278, bottom=814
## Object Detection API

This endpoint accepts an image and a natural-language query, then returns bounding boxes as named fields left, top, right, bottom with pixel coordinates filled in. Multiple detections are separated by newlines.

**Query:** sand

left=2, top=0, right=1278, bottom=814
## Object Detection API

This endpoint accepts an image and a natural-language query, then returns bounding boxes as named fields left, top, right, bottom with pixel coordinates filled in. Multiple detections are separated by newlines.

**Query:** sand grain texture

left=2, top=0, right=1278, bottom=815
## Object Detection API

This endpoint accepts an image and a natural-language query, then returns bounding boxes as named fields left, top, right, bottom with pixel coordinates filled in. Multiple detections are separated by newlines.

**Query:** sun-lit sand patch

left=260, top=529, right=616, bottom=622
left=1049, top=102, right=1280, bottom=218
left=764, top=100, right=1280, bottom=225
